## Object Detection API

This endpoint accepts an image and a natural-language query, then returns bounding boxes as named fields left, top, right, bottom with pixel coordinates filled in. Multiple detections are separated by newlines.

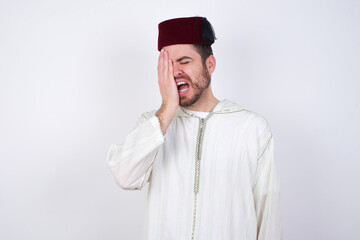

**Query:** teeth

left=179, top=88, right=188, bottom=92
left=177, top=81, right=187, bottom=86
left=179, top=87, right=189, bottom=92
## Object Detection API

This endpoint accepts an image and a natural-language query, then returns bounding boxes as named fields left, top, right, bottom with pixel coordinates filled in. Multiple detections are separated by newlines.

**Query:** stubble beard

left=179, top=66, right=211, bottom=107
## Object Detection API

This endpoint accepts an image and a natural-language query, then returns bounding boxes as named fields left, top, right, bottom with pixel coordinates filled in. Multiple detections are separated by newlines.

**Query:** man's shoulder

left=140, top=109, right=158, bottom=119
left=217, top=100, right=269, bottom=126
left=240, top=109, right=269, bottom=126
left=216, top=100, right=271, bottom=137
left=239, top=109, right=272, bottom=141
left=134, top=109, right=158, bottom=126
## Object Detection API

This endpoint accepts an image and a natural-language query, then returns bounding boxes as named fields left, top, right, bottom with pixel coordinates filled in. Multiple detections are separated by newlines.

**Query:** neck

left=183, top=85, right=219, bottom=112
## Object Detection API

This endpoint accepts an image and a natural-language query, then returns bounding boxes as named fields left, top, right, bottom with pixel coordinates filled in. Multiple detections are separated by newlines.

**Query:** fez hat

left=158, top=17, right=215, bottom=51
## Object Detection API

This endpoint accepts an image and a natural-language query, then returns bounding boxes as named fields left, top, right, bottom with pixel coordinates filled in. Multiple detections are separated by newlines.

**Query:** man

left=107, top=17, right=281, bottom=240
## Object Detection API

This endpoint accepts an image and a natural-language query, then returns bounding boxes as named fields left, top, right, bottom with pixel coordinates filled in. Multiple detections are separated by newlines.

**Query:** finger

left=158, top=51, right=161, bottom=71
left=163, top=50, right=168, bottom=82
left=158, top=49, right=164, bottom=74
left=168, top=58, right=174, bottom=81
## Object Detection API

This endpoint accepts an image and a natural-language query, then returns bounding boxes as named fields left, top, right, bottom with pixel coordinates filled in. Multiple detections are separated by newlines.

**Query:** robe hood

left=175, top=99, right=244, bottom=118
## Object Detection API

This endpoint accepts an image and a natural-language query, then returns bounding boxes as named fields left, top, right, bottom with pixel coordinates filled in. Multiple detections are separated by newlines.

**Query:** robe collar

left=174, top=99, right=245, bottom=118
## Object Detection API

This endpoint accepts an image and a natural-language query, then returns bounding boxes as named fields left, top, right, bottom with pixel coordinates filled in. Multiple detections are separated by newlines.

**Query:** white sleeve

left=106, top=112, right=165, bottom=190
left=253, top=137, right=282, bottom=239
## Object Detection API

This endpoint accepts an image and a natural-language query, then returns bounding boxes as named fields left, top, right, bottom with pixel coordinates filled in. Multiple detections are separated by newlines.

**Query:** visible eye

left=180, top=61, right=189, bottom=65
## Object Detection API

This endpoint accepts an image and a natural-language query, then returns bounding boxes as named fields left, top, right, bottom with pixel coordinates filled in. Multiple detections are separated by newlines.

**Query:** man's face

left=163, top=44, right=211, bottom=107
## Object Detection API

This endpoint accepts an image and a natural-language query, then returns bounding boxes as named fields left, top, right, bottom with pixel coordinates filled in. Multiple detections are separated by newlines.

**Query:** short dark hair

left=193, top=44, right=214, bottom=65
left=193, top=17, right=216, bottom=65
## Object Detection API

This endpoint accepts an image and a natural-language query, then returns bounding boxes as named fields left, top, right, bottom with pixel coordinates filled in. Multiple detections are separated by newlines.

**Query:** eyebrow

left=176, top=56, right=193, bottom=62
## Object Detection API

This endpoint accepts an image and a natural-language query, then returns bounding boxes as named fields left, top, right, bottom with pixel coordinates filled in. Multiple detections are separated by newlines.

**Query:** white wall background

left=1, top=0, right=359, bottom=239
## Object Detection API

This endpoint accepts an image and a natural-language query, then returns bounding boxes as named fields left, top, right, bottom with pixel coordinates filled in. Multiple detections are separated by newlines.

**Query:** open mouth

left=177, top=81, right=190, bottom=94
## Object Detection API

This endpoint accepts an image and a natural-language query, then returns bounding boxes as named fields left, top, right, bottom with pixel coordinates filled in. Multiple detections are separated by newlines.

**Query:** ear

left=206, top=55, right=216, bottom=74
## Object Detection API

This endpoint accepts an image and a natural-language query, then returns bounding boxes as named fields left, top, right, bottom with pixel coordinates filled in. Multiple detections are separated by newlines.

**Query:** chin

left=179, top=94, right=200, bottom=107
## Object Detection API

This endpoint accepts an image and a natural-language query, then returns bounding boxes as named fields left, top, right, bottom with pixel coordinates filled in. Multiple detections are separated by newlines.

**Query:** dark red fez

left=158, top=17, right=215, bottom=51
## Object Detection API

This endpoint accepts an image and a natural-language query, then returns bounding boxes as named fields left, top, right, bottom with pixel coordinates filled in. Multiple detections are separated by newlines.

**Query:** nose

left=173, top=64, right=183, bottom=78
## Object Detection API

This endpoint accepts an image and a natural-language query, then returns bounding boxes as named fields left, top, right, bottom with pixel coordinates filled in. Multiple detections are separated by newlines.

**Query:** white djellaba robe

left=106, top=99, right=282, bottom=240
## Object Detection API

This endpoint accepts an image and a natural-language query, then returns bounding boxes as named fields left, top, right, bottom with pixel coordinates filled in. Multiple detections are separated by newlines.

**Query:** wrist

left=156, top=103, right=177, bottom=135
left=161, top=101, right=178, bottom=113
